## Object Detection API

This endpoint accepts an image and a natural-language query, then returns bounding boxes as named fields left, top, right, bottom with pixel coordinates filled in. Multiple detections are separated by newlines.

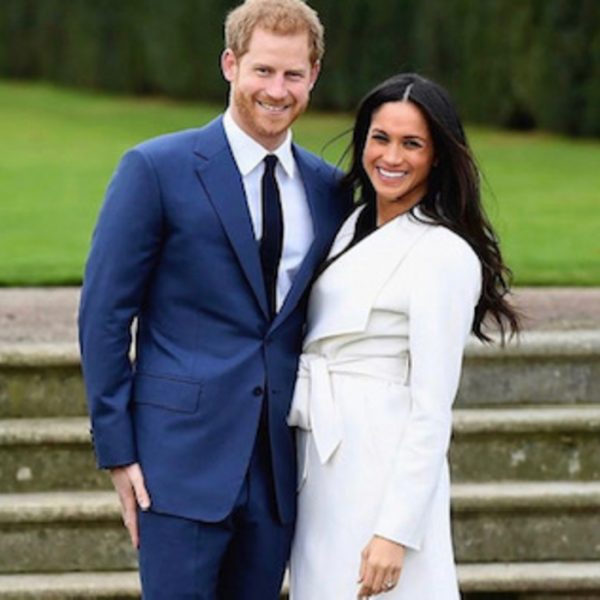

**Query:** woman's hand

left=357, top=535, right=405, bottom=597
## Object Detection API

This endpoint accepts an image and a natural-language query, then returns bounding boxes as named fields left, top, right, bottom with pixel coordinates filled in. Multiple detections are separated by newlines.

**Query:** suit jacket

left=78, top=116, right=351, bottom=524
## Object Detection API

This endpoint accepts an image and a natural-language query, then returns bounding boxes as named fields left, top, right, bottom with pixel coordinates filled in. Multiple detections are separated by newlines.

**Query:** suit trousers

left=138, top=404, right=293, bottom=599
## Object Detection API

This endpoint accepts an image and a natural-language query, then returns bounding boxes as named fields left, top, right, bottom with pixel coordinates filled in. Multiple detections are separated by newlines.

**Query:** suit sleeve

left=373, top=232, right=481, bottom=550
left=78, top=149, right=164, bottom=468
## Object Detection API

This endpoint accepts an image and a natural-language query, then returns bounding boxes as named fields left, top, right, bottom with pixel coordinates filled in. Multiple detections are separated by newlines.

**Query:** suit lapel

left=193, top=118, right=269, bottom=318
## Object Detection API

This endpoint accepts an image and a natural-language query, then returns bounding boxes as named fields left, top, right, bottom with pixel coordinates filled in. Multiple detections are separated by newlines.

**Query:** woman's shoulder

left=408, top=219, right=481, bottom=277
left=427, top=223, right=476, bottom=257
left=406, top=210, right=474, bottom=256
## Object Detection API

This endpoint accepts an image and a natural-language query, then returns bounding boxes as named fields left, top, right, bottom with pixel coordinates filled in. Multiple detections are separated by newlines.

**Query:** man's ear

left=221, top=49, right=237, bottom=82
left=309, top=60, right=321, bottom=91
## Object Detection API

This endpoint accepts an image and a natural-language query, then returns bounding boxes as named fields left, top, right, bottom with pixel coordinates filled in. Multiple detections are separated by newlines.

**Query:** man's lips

left=257, top=100, right=290, bottom=113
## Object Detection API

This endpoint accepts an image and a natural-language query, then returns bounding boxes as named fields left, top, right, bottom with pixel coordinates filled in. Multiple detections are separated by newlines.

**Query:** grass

left=0, top=80, right=598, bottom=286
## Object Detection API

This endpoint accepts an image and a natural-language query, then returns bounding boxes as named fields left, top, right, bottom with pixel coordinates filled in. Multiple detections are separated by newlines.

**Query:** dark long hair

left=342, top=73, right=520, bottom=343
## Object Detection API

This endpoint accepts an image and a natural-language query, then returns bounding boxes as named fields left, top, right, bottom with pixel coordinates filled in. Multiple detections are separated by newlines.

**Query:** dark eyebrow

left=370, top=128, right=426, bottom=142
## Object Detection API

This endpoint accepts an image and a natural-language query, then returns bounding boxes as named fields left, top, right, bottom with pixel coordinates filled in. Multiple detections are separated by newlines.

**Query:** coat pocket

left=132, top=372, right=202, bottom=414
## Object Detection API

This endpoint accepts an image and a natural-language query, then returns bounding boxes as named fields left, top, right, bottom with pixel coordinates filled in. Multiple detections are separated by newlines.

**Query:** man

left=78, top=0, right=350, bottom=598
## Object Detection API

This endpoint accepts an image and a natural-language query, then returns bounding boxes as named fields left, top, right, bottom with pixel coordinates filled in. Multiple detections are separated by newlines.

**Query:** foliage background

left=1, top=0, right=599, bottom=136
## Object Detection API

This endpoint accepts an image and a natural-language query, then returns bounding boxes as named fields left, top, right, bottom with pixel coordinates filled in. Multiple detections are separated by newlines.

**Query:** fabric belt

left=287, top=353, right=410, bottom=466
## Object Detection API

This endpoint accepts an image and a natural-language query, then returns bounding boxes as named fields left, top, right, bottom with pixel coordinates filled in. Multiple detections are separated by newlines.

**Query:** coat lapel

left=193, top=118, right=269, bottom=318
left=304, top=209, right=433, bottom=347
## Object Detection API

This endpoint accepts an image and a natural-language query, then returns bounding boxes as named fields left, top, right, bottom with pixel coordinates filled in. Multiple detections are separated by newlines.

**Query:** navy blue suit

left=79, top=116, right=350, bottom=597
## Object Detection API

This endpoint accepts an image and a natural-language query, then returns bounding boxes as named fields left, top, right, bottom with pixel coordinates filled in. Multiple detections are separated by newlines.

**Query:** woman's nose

left=382, top=143, right=403, bottom=165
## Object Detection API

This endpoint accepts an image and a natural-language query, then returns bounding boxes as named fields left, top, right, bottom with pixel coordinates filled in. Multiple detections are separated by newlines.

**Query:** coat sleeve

left=78, top=148, right=164, bottom=469
left=373, top=231, right=481, bottom=550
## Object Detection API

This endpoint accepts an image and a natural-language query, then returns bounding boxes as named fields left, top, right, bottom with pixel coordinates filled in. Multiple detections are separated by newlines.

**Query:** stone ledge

left=1, top=329, right=599, bottom=366
left=0, top=344, right=80, bottom=367
left=0, top=571, right=140, bottom=598
left=0, top=491, right=118, bottom=523
left=465, top=329, right=600, bottom=358
left=4, top=407, right=600, bottom=444
left=0, top=418, right=89, bottom=445
left=1, top=563, right=599, bottom=598
left=453, top=405, right=600, bottom=434
left=4, top=482, right=600, bottom=524
left=453, top=481, right=600, bottom=512
left=458, top=561, right=600, bottom=592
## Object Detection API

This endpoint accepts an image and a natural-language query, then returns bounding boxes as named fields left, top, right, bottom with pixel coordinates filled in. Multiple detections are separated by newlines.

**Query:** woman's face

left=361, top=100, right=435, bottom=223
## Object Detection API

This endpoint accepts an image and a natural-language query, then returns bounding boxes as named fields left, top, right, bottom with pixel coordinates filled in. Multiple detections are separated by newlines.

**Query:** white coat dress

left=288, top=206, right=481, bottom=599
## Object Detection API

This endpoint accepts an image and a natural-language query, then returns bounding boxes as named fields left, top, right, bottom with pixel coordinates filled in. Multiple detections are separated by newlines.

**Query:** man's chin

left=254, top=122, right=292, bottom=144
left=257, top=113, right=293, bottom=129
left=255, top=106, right=304, bottom=129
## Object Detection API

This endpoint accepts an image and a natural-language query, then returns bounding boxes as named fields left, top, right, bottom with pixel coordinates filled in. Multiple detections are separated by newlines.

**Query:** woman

left=288, top=73, right=519, bottom=599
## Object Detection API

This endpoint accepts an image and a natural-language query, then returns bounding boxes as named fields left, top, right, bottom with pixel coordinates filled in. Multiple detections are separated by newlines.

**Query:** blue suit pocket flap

left=133, top=372, right=202, bottom=414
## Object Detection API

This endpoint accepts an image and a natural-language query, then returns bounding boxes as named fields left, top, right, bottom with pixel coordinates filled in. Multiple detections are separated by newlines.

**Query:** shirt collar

left=223, top=109, right=297, bottom=178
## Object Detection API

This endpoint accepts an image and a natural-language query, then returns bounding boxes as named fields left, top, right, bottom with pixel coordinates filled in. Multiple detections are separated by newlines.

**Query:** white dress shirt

left=223, top=109, right=314, bottom=311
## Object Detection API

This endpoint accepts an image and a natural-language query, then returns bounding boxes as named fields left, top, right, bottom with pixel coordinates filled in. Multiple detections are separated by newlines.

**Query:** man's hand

left=357, top=535, right=405, bottom=597
left=110, top=462, right=151, bottom=548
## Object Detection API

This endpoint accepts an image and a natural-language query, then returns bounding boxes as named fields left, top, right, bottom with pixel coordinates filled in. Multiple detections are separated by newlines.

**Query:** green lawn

left=1, top=80, right=598, bottom=285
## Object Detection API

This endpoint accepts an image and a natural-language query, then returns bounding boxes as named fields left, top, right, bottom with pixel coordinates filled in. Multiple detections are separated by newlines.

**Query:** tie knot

left=264, top=154, right=278, bottom=173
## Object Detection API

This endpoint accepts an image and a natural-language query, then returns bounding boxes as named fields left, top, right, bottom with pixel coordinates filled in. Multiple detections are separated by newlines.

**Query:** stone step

left=1, top=331, right=599, bottom=418
left=458, top=561, right=600, bottom=598
left=2, top=483, right=600, bottom=573
left=0, top=572, right=140, bottom=599
left=450, top=405, right=600, bottom=482
left=0, top=418, right=108, bottom=492
left=0, top=345, right=85, bottom=418
left=3, top=405, right=600, bottom=494
left=1, top=562, right=599, bottom=600
left=452, top=481, right=600, bottom=562
left=0, top=492, right=135, bottom=573
left=457, top=330, right=600, bottom=407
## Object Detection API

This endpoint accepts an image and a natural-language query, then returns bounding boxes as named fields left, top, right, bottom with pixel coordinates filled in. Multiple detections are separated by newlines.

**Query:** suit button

left=253, top=386, right=264, bottom=397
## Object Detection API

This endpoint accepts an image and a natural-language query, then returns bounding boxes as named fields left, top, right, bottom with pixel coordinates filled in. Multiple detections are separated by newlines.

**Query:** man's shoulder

left=132, top=116, right=225, bottom=161
left=293, top=144, right=343, bottom=185
left=294, top=144, right=353, bottom=218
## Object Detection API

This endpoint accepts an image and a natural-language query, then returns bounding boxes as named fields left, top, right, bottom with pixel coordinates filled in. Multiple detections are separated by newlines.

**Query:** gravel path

left=0, top=287, right=598, bottom=345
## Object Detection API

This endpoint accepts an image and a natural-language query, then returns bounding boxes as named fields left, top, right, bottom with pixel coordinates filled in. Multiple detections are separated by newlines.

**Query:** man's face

left=222, top=27, right=320, bottom=150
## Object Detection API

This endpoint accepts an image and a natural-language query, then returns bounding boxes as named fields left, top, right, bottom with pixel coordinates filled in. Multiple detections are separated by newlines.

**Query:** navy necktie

left=260, top=155, right=284, bottom=318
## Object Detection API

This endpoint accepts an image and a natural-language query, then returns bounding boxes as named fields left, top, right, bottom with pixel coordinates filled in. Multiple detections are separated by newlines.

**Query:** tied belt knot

left=287, top=353, right=410, bottom=466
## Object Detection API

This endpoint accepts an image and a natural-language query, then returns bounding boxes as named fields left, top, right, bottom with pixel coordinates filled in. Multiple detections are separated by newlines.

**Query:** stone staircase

left=0, top=331, right=599, bottom=599
left=454, top=330, right=600, bottom=600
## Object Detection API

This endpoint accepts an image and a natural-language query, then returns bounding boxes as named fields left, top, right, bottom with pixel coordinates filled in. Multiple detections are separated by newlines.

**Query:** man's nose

left=265, top=75, right=287, bottom=101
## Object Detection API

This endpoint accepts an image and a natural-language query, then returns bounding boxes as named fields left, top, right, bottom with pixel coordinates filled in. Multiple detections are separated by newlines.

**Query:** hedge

left=1, top=0, right=598, bottom=135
